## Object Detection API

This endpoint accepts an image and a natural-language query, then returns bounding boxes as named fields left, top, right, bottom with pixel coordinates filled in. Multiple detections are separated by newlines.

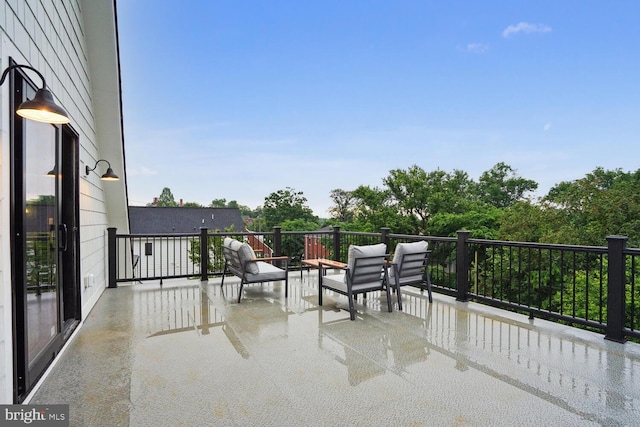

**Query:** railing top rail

left=207, top=231, right=275, bottom=236
left=340, top=231, right=383, bottom=237
left=118, top=232, right=200, bottom=238
left=281, top=230, right=333, bottom=236
left=468, top=237, right=608, bottom=253
left=387, top=233, right=457, bottom=243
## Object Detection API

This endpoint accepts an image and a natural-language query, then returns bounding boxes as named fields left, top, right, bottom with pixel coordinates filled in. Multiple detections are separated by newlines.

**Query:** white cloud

left=544, top=123, right=552, bottom=131
left=465, top=43, right=490, bottom=53
left=126, top=166, right=158, bottom=176
left=503, top=22, right=552, bottom=38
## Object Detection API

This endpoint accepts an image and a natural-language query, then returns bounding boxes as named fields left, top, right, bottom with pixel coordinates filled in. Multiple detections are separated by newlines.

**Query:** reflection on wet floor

left=29, top=272, right=640, bottom=426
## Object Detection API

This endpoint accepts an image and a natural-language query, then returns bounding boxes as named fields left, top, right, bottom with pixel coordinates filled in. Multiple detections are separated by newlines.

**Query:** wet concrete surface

left=29, top=273, right=640, bottom=426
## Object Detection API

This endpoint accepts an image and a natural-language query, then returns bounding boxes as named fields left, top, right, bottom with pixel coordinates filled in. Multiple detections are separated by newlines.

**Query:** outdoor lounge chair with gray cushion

left=221, top=237, right=289, bottom=303
left=318, top=243, right=391, bottom=320
left=389, top=240, right=432, bottom=310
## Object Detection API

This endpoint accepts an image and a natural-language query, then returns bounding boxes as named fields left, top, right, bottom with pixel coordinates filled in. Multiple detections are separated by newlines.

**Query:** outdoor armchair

left=389, top=241, right=432, bottom=310
left=318, top=243, right=391, bottom=320
left=221, top=237, right=289, bottom=303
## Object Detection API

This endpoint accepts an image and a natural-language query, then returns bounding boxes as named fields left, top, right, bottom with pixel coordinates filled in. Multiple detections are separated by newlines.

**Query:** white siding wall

left=0, top=0, right=124, bottom=403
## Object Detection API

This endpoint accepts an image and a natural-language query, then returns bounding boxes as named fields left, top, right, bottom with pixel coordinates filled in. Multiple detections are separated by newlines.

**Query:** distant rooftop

left=128, top=206, right=246, bottom=234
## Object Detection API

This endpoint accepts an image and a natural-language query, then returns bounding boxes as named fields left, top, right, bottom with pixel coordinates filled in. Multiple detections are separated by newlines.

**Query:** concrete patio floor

left=28, top=272, right=640, bottom=426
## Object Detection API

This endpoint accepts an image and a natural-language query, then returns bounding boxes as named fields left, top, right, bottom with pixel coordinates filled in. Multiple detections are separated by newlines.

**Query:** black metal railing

left=107, top=227, right=639, bottom=342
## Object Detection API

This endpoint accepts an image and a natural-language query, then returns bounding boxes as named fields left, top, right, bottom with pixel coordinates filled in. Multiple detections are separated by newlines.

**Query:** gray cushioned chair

left=389, top=241, right=432, bottom=310
left=318, top=243, right=391, bottom=320
left=221, top=237, right=289, bottom=303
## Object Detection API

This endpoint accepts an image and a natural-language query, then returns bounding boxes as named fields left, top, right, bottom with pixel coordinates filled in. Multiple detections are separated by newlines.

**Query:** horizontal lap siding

left=1, top=0, right=120, bottom=402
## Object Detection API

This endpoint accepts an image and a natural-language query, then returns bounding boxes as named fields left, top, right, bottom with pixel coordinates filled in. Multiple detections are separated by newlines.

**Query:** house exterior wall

left=0, top=0, right=127, bottom=403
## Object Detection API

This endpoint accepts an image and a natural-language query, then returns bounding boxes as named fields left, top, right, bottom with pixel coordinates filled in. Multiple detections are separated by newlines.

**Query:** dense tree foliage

left=329, top=163, right=538, bottom=239
left=327, top=163, right=640, bottom=249
left=542, top=168, right=640, bottom=246
left=209, top=198, right=255, bottom=216
left=476, top=162, right=538, bottom=208
left=182, top=201, right=203, bottom=207
left=328, top=189, right=356, bottom=223
left=262, top=187, right=319, bottom=230
left=148, top=187, right=177, bottom=207
left=147, top=188, right=203, bottom=207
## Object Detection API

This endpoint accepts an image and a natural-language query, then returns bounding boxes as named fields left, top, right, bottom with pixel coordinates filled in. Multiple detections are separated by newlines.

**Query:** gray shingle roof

left=128, top=207, right=246, bottom=234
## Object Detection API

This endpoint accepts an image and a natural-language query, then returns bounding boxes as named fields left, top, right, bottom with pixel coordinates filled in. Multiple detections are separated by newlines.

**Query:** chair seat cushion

left=323, top=274, right=385, bottom=294
left=244, top=261, right=285, bottom=282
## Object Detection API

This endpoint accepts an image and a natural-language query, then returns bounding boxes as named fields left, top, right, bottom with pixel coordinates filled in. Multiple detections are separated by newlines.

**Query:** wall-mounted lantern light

left=85, top=159, right=119, bottom=181
left=0, top=64, right=70, bottom=124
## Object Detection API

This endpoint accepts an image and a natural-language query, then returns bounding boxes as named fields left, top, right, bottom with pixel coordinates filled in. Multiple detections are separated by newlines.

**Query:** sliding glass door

left=10, top=63, right=80, bottom=402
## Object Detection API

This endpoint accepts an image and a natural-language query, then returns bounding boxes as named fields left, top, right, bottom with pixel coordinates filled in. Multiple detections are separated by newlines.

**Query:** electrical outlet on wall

left=84, top=273, right=95, bottom=289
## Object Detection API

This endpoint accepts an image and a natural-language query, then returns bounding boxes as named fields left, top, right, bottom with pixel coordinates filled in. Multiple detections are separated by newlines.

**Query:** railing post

left=273, top=226, right=282, bottom=255
left=605, top=235, right=627, bottom=343
left=332, top=225, right=341, bottom=261
left=273, top=226, right=282, bottom=267
left=200, top=227, right=208, bottom=281
left=107, top=227, right=117, bottom=288
left=380, top=227, right=390, bottom=249
left=456, top=230, right=470, bottom=302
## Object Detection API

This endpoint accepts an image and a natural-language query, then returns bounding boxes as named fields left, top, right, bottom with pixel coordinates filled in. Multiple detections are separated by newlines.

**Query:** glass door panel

left=24, top=118, right=59, bottom=367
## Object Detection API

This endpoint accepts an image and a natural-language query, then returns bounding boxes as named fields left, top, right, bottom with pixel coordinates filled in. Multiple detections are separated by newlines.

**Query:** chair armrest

left=246, top=256, right=289, bottom=271
left=250, top=256, right=289, bottom=262
left=318, top=260, right=347, bottom=270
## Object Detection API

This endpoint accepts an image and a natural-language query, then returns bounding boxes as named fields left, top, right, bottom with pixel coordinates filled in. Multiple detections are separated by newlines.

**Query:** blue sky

left=118, top=1, right=640, bottom=216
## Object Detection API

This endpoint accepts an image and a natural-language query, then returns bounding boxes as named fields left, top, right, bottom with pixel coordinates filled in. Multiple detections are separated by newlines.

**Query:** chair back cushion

left=238, top=242, right=259, bottom=274
left=223, top=238, right=259, bottom=274
left=392, top=241, right=428, bottom=265
left=345, top=243, right=387, bottom=283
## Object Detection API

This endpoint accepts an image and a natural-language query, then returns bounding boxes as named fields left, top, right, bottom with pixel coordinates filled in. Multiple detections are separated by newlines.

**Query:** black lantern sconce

left=85, top=159, right=119, bottom=181
left=0, top=64, right=70, bottom=124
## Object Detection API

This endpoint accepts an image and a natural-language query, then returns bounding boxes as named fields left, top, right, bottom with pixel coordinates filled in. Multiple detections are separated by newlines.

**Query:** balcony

left=29, top=271, right=640, bottom=426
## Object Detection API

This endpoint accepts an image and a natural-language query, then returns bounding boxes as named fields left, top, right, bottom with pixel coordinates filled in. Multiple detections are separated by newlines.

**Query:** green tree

left=476, top=162, right=538, bottom=208
left=262, top=187, right=318, bottom=229
left=430, top=203, right=502, bottom=239
left=152, top=187, right=177, bottom=207
left=280, top=218, right=322, bottom=257
left=210, top=198, right=227, bottom=207
left=543, top=167, right=640, bottom=246
left=498, top=201, right=553, bottom=242
left=328, top=188, right=356, bottom=223
left=182, top=201, right=203, bottom=207
left=346, top=185, right=415, bottom=233
left=383, top=165, right=476, bottom=234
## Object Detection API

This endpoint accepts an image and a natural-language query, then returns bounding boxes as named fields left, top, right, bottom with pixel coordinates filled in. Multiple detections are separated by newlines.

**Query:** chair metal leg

left=237, top=283, right=244, bottom=303
left=318, top=270, right=323, bottom=306
left=395, top=277, right=403, bottom=311
left=285, top=276, right=288, bottom=298
left=348, top=292, right=356, bottom=321
left=425, top=271, right=433, bottom=303
left=385, top=285, right=393, bottom=313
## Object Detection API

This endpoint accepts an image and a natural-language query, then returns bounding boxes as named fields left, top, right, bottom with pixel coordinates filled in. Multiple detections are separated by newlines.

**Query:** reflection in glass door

left=24, top=119, right=59, bottom=368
